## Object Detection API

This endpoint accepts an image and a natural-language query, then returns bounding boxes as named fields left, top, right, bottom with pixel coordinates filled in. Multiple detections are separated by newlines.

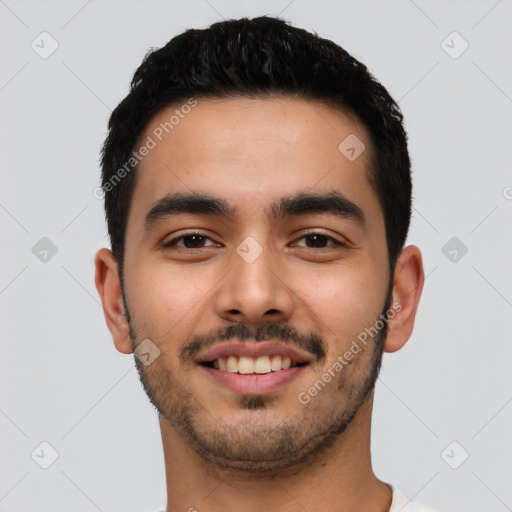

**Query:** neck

left=160, top=393, right=392, bottom=512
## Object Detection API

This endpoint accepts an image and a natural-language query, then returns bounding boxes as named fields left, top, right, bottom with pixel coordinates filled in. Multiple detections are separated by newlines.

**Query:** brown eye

left=163, top=233, right=219, bottom=249
left=304, top=234, right=329, bottom=248
left=180, top=235, right=207, bottom=248
left=293, top=233, right=344, bottom=249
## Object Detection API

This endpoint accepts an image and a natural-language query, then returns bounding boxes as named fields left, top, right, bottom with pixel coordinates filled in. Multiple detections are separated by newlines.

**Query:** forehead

left=127, top=96, right=381, bottom=229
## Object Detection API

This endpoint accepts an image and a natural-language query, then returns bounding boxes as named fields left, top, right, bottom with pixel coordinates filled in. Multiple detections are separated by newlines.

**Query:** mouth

left=201, top=354, right=308, bottom=374
left=195, top=341, right=312, bottom=395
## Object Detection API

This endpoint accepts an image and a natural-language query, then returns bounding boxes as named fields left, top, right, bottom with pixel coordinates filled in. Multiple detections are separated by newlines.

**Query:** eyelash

left=162, top=231, right=345, bottom=250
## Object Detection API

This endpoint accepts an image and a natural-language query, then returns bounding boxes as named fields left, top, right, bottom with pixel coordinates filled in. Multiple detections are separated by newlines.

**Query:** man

left=94, top=16, right=438, bottom=512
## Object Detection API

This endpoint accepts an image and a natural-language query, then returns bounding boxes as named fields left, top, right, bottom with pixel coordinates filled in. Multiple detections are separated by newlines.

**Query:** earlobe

left=94, top=248, right=134, bottom=354
left=383, top=245, right=424, bottom=353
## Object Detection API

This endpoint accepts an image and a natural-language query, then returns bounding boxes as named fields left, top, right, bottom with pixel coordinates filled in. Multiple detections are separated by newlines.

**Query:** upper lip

left=195, top=340, right=314, bottom=365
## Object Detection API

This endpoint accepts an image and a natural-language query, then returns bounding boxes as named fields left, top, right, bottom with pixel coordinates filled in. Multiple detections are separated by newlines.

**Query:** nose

left=214, top=238, right=295, bottom=327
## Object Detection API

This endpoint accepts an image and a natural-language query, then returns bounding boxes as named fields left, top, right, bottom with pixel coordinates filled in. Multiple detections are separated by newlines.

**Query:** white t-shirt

left=155, top=486, right=442, bottom=512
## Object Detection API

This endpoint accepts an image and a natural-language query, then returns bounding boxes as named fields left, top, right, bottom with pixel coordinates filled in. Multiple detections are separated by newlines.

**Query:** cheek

left=290, top=262, right=386, bottom=346
left=127, top=265, right=203, bottom=337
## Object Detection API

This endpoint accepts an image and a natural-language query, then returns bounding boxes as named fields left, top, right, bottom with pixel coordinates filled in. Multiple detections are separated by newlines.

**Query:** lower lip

left=198, top=365, right=307, bottom=395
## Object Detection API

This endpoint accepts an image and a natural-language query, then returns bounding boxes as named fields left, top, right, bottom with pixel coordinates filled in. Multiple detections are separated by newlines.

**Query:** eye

left=292, top=232, right=345, bottom=249
left=162, top=231, right=344, bottom=251
left=163, top=233, right=220, bottom=249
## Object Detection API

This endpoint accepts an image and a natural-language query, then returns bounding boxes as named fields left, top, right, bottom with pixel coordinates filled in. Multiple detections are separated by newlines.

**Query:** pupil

left=184, top=235, right=204, bottom=248
left=307, top=234, right=327, bottom=248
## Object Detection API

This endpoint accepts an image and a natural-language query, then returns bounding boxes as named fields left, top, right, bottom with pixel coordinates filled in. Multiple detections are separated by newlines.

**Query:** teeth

left=254, top=355, right=271, bottom=374
left=227, top=355, right=238, bottom=373
left=238, top=356, right=255, bottom=374
left=270, top=355, right=282, bottom=371
left=211, top=354, right=299, bottom=374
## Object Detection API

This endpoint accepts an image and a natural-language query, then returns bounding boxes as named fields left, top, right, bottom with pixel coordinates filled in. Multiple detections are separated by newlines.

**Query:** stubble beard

left=127, top=305, right=389, bottom=478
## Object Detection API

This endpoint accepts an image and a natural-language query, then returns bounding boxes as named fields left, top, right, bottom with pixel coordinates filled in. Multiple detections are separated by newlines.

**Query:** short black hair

left=100, top=16, right=412, bottom=278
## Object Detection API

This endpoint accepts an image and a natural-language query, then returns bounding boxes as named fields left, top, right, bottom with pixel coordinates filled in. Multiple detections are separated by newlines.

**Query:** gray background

left=1, top=0, right=511, bottom=511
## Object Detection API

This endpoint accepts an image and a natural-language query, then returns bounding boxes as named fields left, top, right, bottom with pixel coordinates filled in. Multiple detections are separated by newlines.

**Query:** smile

left=195, top=340, right=313, bottom=395
left=202, top=354, right=307, bottom=374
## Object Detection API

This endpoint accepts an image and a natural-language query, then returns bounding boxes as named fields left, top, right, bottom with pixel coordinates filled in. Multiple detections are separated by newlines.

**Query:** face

left=120, top=96, right=393, bottom=474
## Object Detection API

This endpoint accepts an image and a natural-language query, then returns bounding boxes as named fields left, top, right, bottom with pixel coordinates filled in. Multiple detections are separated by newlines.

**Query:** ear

left=384, top=245, right=424, bottom=353
left=94, top=248, right=133, bottom=354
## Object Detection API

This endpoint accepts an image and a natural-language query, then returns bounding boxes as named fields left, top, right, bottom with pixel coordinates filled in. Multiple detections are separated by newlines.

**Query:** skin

left=95, top=96, right=424, bottom=512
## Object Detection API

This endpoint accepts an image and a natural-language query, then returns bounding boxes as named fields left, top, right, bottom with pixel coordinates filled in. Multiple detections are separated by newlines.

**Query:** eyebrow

left=269, top=191, right=366, bottom=227
left=144, top=190, right=366, bottom=230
